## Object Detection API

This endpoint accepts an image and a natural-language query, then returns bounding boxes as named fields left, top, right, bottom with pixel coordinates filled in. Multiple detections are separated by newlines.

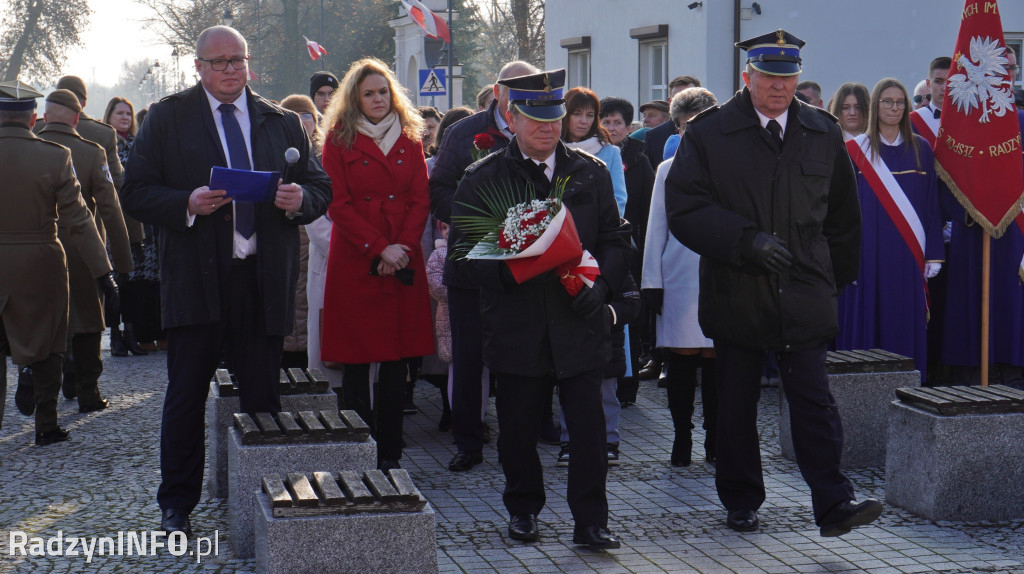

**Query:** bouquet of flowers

left=452, top=177, right=600, bottom=295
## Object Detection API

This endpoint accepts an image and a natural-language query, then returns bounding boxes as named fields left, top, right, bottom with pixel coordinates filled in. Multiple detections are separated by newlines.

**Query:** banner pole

left=981, top=231, right=991, bottom=386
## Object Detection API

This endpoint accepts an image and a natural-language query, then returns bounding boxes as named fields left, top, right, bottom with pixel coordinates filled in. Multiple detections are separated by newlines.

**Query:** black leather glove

left=571, top=276, right=610, bottom=317
left=746, top=231, right=793, bottom=274
left=97, top=271, right=120, bottom=315
left=642, top=288, right=664, bottom=314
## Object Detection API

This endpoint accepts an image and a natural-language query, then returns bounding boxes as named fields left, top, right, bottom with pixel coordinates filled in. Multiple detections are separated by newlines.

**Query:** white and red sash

left=910, top=108, right=939, bottom=149
left=1017, top=210, right=1024, bottom=280
left=846, top=134, right=927, bottom=274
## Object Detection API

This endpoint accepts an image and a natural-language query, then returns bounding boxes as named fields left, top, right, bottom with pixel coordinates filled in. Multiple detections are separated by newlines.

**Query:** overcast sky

left=62, top=0, right=172, bottom=87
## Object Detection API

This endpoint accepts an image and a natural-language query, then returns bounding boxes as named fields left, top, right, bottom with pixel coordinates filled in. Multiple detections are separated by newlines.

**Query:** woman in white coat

left=642, top=87, right=719, bottom=467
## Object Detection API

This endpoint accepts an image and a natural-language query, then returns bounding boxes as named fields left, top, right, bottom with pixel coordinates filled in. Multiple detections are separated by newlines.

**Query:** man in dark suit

left=122, top=25, right=331, bottom=537
left=642, top=75, right=701, bottom=168
left=664, top=30, right=881, bottom=538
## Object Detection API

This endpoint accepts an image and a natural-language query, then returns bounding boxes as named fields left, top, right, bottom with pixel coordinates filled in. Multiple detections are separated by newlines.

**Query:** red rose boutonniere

left=471, top=132, right=496, bottom=161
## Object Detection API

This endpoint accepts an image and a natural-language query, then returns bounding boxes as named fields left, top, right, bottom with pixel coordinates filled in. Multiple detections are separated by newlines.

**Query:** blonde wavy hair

left=323, top=57, right=424, bottom=149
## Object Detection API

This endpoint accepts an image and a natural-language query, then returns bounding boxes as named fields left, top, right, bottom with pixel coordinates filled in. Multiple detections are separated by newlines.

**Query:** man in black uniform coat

left=664, top=30, right=883, bottom=537
left=122, top=26, right=331, bottom=537
left=449, top=69, right=629, bottom=549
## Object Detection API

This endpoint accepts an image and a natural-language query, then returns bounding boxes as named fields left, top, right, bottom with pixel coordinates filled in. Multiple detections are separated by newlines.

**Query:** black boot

left=15, top=366, right=35, bottom=416
left=123, top=324, right=148, bottom=356
left=109, top=326, right=128, bottom=357
left=666, top=353, right=700, bottom=467
left=700, top=356, right=719, bottom=463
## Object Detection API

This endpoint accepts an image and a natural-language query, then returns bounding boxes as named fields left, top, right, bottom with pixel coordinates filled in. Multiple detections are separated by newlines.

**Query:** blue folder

left=209, top=166, right=281, bottom=202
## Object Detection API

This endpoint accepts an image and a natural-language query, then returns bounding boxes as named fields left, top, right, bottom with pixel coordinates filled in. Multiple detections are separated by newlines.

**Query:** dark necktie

left=218, top=103, right=255, bottom=239
left=933, top=108, right=941, bottom=119
left=767, top=119, right=784, bottom=147
left=522, top=158, right=549, bottom=197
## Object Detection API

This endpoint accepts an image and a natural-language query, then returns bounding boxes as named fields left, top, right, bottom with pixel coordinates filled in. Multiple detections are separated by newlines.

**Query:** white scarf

left=356, top=112, right=403, bottom=155
left=565, top=136, right=604, bottom=156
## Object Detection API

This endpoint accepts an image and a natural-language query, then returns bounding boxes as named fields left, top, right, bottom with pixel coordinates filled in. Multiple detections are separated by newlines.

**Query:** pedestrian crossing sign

left=419, top=69, right=446, bottom=96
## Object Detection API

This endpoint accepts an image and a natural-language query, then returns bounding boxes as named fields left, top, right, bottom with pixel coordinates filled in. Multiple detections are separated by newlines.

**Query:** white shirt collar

left=204, top=86, right=248, bottom=117
left=928, top=101, right=941, bottom=115
left=880, top=131, right=904, bottom=147
left=520, top=150, right=556, bottom=180
left=494, top=105, right=510, bottom=132
left=753, top=106, right=788, bottom=138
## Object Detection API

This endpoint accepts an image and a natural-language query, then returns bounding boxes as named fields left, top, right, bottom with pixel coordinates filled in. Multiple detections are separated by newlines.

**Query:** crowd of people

left=2, top=23, right=1023, bottom=551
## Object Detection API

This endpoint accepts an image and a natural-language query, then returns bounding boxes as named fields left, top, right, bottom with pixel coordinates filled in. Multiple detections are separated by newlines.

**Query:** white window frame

left=568, top=49, right=591, bottom=88
left=639, top=39, right=669, bottom=103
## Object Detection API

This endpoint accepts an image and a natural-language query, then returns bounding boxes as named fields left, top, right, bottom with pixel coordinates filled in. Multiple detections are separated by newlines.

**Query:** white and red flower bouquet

left=453, top=177, right=599, bottom=295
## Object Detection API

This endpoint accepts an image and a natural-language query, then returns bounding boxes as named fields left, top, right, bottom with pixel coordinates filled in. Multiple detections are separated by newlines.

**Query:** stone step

left=896, top=384, right=1024, bottom=415
left=214, top=367, right=331, bottom=397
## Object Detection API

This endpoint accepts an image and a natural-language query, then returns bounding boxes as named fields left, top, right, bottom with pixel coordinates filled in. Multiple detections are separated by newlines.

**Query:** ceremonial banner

left=934, top=0, right=1024, bottom=237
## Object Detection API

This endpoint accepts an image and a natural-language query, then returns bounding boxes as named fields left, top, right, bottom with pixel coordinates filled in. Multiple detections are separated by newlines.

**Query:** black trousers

left=448, top=285, right=486, bottom=454
left=71, top=332, right=104, bottom=407
left=496, top=368, right=608, bottom=528
left=158, top=259, right=283, bottom=512
left=342, top=361, right=405, bottom=462
left=714, top=340, right=854, bottom=523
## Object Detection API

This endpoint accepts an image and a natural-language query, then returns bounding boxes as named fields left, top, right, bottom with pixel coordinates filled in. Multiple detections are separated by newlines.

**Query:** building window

left=568, top=50, right=590, bottom=88
left=561, top=36, right=591, bottom=88
left=640, top=40, right=668, bottom=102
left=1006, top=36, right=1022, bottom=86
left=630, top=24, right=669, bottom=104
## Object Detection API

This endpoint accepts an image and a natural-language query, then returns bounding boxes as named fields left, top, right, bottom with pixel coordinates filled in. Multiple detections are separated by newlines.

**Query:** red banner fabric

left=934, top=0, right=1024, bottom=238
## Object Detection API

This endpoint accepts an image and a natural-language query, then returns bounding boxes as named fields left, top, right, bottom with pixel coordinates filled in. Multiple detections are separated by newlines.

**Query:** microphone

left=282, top=147, right=300, bottom=183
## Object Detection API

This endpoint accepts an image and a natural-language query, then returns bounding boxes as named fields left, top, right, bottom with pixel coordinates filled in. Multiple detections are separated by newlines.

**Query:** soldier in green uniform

left=0, top=80, right=116, bottom=445
left=38, top=89, right=133, bottom=412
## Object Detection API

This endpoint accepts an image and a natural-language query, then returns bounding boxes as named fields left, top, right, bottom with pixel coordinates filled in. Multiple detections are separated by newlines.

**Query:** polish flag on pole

left=304, top=36, right=328, bottom=61
left=400, top=0, right=450, bottom=43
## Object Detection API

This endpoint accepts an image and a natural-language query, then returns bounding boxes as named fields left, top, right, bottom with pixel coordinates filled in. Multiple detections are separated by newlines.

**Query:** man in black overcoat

left=449, top=69, right=629, bottom=550
left=122, top=26, right=331, bottom=537
left=664, top=30, right=883, bottom=537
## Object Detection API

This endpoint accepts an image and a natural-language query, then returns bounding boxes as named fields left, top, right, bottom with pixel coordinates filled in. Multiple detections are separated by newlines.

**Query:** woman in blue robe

left=836, top=79, right=945, bottom=381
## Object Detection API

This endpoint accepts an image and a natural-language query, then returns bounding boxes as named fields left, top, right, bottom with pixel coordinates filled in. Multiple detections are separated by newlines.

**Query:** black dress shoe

left=15, top=367, right=35, bottom=416
left=727, top=509, right=759, bottom=532
left=819, top=498, right=883, bottom=537
left=36, top=427, right=70, bottom=446
left=572, top=525, right=620, bottom=549
left=508, top=514, right=539, bottom=541
left=378, top=459, right=402, bottom=473
left=448, top=451, right=483, bottom=472
left=161, top=508, right=192, bottom=537
left=79, top=399, right=109, bottom=414
left=109, top=327, right=129, bottom=357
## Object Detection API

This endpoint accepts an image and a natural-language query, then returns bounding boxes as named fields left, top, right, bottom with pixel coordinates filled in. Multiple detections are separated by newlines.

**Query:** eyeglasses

left=198, top=57, right=248, bottom=71
left=1008, top=65, right=1020, bottom=77
left=880, top=98, right=907, bottom=110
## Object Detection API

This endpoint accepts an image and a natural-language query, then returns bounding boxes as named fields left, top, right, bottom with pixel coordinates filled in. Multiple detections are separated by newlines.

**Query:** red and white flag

left=400, top=0, right=451, bottom=43
left=303, top=36, right=327, bottom=61
left=934, top=0, right=1024, bottom=237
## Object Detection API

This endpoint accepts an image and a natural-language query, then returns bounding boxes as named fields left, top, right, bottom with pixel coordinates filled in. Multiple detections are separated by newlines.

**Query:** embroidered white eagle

left=947, top=36, right=1016, bottom=123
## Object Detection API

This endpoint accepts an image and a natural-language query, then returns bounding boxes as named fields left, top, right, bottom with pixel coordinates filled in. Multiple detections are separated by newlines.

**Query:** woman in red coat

left=320, top=57, right=435, bottom=471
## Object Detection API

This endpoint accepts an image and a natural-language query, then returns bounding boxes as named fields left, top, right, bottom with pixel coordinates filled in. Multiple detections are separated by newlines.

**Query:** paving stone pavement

left=2, top=342, right=1024, bottom=573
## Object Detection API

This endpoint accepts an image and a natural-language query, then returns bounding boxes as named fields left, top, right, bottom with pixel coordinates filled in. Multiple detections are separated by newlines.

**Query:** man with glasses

left=309, top=71, right=338, bottom=115
left=912, top=80, right=930, bottom=110
left=664, top=30, right=881, bottom=537
left=122, top=25, right=332, bottom=538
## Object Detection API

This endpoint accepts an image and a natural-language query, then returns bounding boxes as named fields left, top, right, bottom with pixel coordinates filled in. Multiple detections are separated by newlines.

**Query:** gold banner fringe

left=935, top=160, right=1024, bottom=239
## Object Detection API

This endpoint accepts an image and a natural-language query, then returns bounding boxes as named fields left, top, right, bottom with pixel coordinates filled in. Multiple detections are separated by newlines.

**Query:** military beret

left=56, top=76, right=88, bottom=101
left=736, top=29, right=805, bottom=76
left=46, top=89, right=83, bottom=113
left=0, top=80, right=43, bottom=111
